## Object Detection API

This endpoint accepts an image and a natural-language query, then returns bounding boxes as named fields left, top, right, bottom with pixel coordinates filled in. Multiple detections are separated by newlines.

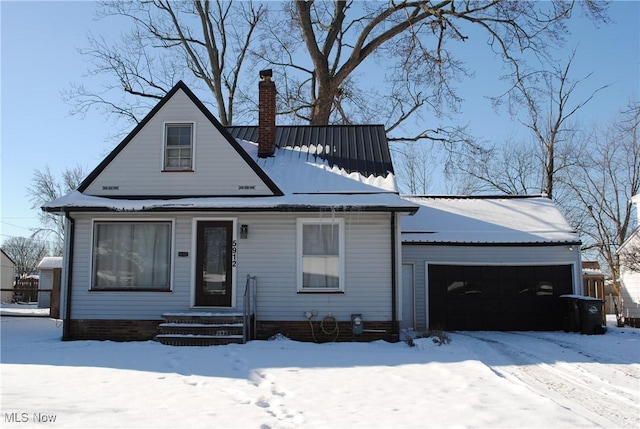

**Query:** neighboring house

left=43, top=75, right=418, bottom=343
left=401, top=196, right=582, bottom=331
left=37, top=256, right=63, bottom=318
left=618, top=194, right=640, bottom=326
left=1, top=248, right=17, bottom=302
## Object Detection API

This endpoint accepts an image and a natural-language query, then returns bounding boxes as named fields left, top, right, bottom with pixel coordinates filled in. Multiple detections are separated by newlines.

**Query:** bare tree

left=492, top=50, right=609, bottom=199
left=619, top=240, right=640, bottom=274
left=67, top=1, right=606, bottom=142
left=445, top=136, right=541, bottom=195
left=259, top=1, right=607, bottom=142
left=1, top=237, right=49, bottom=277
left=564, top=103, right=640, bottom=285
left=27, top=165, right=87, bottom=255
left=65, top=0, right=266, bottom=127
left=448, top=51, right=608, bottom=198
left=392, top=142, right=436, bottom=194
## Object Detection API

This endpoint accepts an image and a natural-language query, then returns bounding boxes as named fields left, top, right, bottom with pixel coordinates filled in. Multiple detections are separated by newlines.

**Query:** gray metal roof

left=227, top=125, right=394, bottom=177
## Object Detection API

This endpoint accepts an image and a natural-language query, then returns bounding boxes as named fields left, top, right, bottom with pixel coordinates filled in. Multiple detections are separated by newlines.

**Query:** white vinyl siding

left=83, top=90, right=272, bottom=197
left=69, top=214, right=187, bottom=319
left=620, top=271, right=640, bottom=319
left=1, top=252, right=15, bottom=303
left=243, top=213, right=393, bottom=321
left=38, top=269, right=54, bottom=308
left=68, top=212, right=394, bottom=322
left=402, top=244, right=582, bottom=330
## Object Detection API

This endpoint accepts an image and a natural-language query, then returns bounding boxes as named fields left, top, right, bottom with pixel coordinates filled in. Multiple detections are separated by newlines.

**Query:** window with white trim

left=92, top=221, right=172, bottom=290
left=164, top=123, right=193, bottom=170
left=297, top=218, right=345, bottom=291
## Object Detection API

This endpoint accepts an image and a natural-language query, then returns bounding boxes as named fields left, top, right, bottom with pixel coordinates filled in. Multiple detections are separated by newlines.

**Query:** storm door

left=195, top=221, right=233, bottom=307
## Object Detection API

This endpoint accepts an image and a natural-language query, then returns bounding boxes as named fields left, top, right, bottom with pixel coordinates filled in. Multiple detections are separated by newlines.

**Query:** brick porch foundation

left=255, top=320, right=397, bottom=342
left=66, top=319, right=161, bottom=341
left=64, top=319, right=399, bottom=342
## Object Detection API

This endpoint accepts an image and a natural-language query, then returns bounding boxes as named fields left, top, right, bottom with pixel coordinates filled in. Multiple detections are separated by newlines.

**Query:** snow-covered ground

left=0, top=303, right=49, bottom=318
left=1, top=313, right=638, bottom=429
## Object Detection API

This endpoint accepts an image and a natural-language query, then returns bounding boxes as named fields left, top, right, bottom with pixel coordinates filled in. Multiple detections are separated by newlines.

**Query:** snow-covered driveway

left=1, top=316, right=639, bottom=428
left=457, top=331, right=639, bottom=428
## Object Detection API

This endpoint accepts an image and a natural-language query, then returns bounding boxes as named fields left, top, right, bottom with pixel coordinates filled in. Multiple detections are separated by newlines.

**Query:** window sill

left=162, top=169, right=194, bottom=173
left=297, top=290, right=345, bottom=294
left=90, top=288, right=172, bottom=292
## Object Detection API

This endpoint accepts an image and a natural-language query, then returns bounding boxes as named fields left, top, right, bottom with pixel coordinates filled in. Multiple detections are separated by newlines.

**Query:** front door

left=195, top=221, right=233, bottom=307
left=401, top=263, right=415, bottom=330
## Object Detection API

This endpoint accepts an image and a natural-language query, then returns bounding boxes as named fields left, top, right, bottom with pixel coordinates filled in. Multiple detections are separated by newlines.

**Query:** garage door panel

left=428, top=264, right=572, bottom=331
left=482, top=312, right=503, bottom=330
left=445, top=313, right=466, bottom=330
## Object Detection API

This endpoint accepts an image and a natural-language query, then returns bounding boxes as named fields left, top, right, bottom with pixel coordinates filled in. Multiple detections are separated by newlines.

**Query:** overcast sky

left=1, top=1, right=639, bottom=247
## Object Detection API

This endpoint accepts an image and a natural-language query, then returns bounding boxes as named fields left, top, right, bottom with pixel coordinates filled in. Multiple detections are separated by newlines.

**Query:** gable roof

left=227, top=125, right=393, bottom=178
left=77, top=81, right=282, bottom=196
left=42, top=138, right=417, bottom=213
left=401, top=195, right=581, bottom=245
left=43, top=81, right=418, bottom=214
left=618, top=226, right=640, bottom=253
left=1, top=248, right=16, bottom=266
left=37, top=256, right=63, bottom=269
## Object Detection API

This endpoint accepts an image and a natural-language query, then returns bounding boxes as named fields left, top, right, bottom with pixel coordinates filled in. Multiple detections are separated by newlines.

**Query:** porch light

left=240, top=224, right=249, bottom=239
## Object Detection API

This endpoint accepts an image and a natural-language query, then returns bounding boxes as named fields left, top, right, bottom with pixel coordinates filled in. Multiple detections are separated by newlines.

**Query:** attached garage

left=401, top=196, right=582, bottom=331
left=428, top=263, right=573, bottom=330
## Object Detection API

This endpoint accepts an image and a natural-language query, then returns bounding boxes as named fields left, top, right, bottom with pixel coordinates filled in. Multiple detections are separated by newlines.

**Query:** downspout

left=575, top=243, right=583, bottom=295
left=391, top=211, right=398, bottom=342
left=63, top=211, right=75, bottom=341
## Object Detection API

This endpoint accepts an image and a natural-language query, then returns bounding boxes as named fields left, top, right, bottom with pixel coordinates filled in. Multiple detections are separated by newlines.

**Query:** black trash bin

left=577, top=297, right=605, bottom=335
left=559, top=295, right=581, bottom=332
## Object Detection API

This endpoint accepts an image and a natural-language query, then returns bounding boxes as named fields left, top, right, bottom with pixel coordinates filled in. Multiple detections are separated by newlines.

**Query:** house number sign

left=232, top=240, right=237, bottom=267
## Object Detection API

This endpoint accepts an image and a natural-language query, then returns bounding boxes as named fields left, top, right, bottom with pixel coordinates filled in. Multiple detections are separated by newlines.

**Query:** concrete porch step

left=161, top=312, right=245, bottom=325
left=155, top=333, right=244, bottom=346
left=156, top=312, right=247, bottom=346
left=157, top=323, right=243, bottom=336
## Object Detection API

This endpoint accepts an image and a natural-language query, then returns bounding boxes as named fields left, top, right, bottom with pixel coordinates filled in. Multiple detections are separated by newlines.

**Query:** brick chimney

left=258, top=69, right=276, bottom=158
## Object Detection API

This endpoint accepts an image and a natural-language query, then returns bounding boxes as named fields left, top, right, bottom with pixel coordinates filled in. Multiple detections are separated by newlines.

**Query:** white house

left=618, top=194, right=640, bottom=325
left=43, top=75, right=418, bottom=344
left=1, top=248, right=17, bottom=302
left=401, top=196, right=582, bottom=331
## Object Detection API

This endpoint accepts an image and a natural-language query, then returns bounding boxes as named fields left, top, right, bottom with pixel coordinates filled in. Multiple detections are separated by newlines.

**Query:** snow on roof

left=401, top=196, right=581, bottom=245
left=37, top=257, right=63, bottom=269
left=43, top=190, right=417, bottom=213
left=242, top=139, right=397, bottom=194
left=43, top=139, right=417, bottom=213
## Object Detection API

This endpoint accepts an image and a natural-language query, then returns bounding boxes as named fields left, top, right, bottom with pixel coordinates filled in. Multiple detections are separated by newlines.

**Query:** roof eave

left=401, top=240, right=582, bottom=246
left=43, top=204, right=419, bottom=214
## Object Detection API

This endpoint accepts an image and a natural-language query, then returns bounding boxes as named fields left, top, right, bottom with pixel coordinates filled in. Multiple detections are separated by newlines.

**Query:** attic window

left=164, top=123, right=193, bottom=171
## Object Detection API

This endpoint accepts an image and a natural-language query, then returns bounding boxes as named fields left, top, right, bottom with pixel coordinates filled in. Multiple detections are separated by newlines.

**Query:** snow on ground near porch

left=1, top=316, right=639, bottom=429
left=0, top=303, right=49, bottom=317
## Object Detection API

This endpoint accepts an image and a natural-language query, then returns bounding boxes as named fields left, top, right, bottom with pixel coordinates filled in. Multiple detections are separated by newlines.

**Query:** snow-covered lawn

left=1, top=315, right=639, bottom=429
left=0, top=303, right=49, bottom=318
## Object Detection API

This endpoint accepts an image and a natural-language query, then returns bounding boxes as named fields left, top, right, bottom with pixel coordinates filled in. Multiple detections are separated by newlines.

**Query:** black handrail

left=243, top=275, right=257, bottom=343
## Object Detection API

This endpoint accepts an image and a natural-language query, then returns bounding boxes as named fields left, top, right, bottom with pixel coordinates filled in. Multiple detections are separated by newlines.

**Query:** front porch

left=155, top=312, right=250, bottom=346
